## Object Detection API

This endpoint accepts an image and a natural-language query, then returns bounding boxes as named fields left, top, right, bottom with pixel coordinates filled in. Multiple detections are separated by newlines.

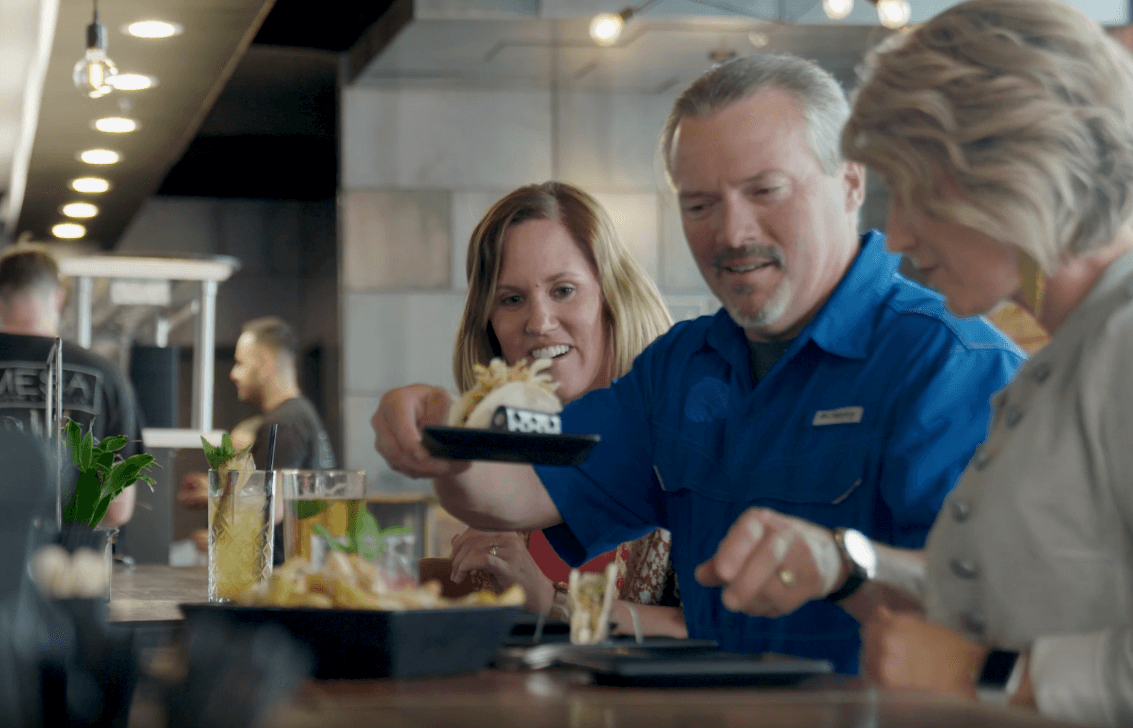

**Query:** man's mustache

left=712, top=245, right=785, bottom=270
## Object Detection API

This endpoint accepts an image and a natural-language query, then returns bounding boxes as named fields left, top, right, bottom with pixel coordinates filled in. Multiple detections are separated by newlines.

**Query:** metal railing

left=43, top=337, right=62, bottom=530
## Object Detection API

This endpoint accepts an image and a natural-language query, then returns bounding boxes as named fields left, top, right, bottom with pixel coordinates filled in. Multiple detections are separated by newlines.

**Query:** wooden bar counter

left=111, top=566, right=1082, bottom=728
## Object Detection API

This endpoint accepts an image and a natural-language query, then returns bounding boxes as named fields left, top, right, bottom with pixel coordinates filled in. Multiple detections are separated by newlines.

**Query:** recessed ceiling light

left=52, top=223, right=86, bottom=239
left=124, top=20, right=183, bottom=38
left=107, top=73, right=157, bottom=91
left=79, top=149, right=120, bottom=165
left=62, top=202, right=99, bottom=219
left=93, top=116, right=138, bottom=133
left=71, top=177, right=110, bottom=193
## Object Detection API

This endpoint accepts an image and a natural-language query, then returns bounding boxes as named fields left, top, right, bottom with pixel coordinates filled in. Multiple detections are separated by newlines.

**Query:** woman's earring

left=1018, top=252, right=1046, bottom=317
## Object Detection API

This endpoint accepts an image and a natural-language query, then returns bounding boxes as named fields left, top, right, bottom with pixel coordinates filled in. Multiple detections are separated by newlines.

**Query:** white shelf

left=58, top=254, right=239, bottom=282
left=142, top=428, right=228, bottom=450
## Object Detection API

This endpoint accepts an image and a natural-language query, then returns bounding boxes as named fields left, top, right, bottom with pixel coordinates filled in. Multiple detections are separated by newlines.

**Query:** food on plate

left=568, top=563, right=618, bottom=644
left=240, top=551, right=526, bottom=610
left=447, top=358, right=561, bottom=429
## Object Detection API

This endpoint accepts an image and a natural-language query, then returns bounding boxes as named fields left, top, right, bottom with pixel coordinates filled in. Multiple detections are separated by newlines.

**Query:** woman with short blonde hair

left=843, top=0, right=1133, bottom=272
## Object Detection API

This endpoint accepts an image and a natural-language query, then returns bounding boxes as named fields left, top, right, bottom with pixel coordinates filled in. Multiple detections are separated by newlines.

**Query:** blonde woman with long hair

left=445, top=182, right=684, bottom=636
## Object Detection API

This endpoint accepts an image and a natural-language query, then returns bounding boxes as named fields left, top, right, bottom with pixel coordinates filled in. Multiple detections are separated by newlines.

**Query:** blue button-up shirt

left=536, top=231, right=1025, bottom=673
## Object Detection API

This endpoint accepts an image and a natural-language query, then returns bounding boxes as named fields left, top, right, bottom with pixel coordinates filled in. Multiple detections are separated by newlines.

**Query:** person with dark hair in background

left=230, top=317, right=335, bottom=473
left=0, top=247, right=144, bottom=528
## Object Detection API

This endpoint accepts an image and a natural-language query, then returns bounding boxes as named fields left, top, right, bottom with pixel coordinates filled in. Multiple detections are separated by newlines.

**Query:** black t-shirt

left=0, top=333, right=144, bottom=458
left=251, top=396, right=336, bottom=471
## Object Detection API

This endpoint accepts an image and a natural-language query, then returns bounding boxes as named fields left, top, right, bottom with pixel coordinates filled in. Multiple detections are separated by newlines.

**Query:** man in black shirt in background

left=0, top=248, right=144, bottom=528
left=229, top=316, right=336, bottom=473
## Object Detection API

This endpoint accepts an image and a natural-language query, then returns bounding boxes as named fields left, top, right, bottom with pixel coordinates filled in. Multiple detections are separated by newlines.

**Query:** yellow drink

left=208, top=470, right=274, bottom=602
left=285, top=498, right=367, bottom=563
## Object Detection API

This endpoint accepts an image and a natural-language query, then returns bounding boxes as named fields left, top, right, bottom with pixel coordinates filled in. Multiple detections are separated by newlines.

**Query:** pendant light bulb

left=589, top=9, right=633, bottom=47
left=876, top=0, right=911, bottom=29
left=73, top=4, right=118, bottom=98
left=823, top=0, right=853, bottom=20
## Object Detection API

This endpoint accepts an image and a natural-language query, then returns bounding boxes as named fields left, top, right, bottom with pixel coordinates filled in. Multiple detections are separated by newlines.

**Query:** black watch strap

left=824, top=528, right=870, bottom=603
left=824, top=569, right=866, bottom=603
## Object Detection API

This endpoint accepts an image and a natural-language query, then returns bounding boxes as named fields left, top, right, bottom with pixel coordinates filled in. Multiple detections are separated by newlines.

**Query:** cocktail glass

left=208, top=469, right=275, bottom=602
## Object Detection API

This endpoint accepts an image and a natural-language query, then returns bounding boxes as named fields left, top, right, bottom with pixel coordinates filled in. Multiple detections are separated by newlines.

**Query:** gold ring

left=777, top=567, right=795, bottom=586
left=488, top=543, right=499, bottom=557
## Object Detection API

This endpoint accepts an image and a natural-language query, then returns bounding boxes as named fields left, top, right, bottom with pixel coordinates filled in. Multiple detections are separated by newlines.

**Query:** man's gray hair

left=661, top=53, right=850, bottom=183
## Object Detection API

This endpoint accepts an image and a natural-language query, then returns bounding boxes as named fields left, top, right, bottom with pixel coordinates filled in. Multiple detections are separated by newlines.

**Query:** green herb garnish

left=200, top=433, right=255, bottom=534
left=312, top=512, right=412, bottom=562
left=201, top=433, right=244, bottom=470
left=63, top=420, right=158, bottom=528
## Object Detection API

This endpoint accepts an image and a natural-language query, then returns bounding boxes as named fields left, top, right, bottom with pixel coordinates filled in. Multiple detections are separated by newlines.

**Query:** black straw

left=266, top=424, right=278, bottom=471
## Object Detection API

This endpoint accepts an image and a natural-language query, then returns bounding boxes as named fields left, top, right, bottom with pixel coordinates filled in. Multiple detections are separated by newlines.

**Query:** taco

left=448, top=358, right=562, bottom=429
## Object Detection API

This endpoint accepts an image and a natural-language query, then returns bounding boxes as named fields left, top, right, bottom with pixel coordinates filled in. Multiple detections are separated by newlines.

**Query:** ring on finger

left=777, top=567, right=795, bottom=586
left=488, top=542, right=499, bottom=557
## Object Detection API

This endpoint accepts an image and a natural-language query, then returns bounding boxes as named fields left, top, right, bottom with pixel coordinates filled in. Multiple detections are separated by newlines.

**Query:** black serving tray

left=422, top=426, right=599, bottom=466
left=180, top=603, right=524, bottom=680
left=556, top=649, right=834, bottom=688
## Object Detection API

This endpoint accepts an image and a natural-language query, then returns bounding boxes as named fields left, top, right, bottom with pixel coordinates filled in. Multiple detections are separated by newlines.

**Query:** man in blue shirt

left=372, top=54, right=1023, bottom=672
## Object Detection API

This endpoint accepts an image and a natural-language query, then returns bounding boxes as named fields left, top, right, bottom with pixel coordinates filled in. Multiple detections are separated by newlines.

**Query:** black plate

left=179, top=603, right=524, bottom=680
left=556, top=649, right=833, bottom=688
left=422, top=426, right=600, bottom=466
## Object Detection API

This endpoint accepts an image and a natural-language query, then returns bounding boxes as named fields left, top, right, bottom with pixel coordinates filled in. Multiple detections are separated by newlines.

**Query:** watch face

left=843, top=529, right=877, bottom=578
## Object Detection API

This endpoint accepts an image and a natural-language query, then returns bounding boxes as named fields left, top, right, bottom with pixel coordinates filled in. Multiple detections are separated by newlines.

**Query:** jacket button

left=1005, top=407, right=1023, bottom=428
left=1032, top=361, right=1051, bottom=383
left=950, top=558, right=979, bottom=579
left=959, top=612, right=987, bottom=637
left=950, top=498, right=973, bottom=522
left=974, top=446, right=992, bottom=470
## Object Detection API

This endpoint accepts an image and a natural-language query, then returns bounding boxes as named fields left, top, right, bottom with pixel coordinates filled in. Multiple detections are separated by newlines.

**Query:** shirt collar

left=705, top=231, right=897, bottom=362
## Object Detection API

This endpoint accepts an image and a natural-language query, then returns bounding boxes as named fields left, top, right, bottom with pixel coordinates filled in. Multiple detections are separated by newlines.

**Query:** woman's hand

left=450, top=529, right=554, bottom=614
left=694, top=507, right=844, bottom=618
left=860, top=606, right=986, bottom=697
left=371, top=384, right=470, bottom=479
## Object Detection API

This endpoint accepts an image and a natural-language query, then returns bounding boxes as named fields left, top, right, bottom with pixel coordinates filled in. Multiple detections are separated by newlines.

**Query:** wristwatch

left=976, top=649, right=1026, bottom=705
left=824, top=527, right=877, bottom=602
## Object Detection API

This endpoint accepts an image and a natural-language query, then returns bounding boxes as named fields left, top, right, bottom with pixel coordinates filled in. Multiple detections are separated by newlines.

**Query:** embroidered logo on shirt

left=812, top=406, right=864, bottom=426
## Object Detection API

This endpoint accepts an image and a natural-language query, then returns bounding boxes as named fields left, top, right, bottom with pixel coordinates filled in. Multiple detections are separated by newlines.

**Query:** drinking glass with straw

left=207, top=424, right=279, bottom=602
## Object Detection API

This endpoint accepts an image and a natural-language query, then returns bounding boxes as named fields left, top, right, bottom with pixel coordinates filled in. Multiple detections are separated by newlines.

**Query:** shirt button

left=1032, top=362, right=1052, bottom=383
left=1005, top=407, right=1024, bottom=428
left=950, top=498, right=973, bottom=522
left=950, top=558, right=980, bottom=579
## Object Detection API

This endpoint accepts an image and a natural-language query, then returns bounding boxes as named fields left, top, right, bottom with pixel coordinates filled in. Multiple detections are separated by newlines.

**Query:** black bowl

left=179, top=603, right=524, bottom=680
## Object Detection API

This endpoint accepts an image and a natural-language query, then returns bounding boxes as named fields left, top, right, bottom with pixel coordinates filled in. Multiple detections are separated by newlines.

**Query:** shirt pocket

left=653, top=425, right=879, bottom=512
left=757, top=440, right=879, bottom=528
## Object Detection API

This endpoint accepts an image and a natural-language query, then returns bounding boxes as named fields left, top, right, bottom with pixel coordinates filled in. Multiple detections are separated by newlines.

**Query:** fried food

left=448, top=358, right=561, bottom=428
left=240, top=552, right=525, bottom=611
left=568, top=563, right=618, bottom=644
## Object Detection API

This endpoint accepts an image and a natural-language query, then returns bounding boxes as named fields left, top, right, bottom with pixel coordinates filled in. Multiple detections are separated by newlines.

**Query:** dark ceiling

left=156, top=0, right=397, bottom=201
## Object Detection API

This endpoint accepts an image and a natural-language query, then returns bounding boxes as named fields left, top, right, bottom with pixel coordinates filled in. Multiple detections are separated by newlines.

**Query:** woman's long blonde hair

left=843, top=0, right=1133, bottom=272
left=453, top=182, right=672, bottom=394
